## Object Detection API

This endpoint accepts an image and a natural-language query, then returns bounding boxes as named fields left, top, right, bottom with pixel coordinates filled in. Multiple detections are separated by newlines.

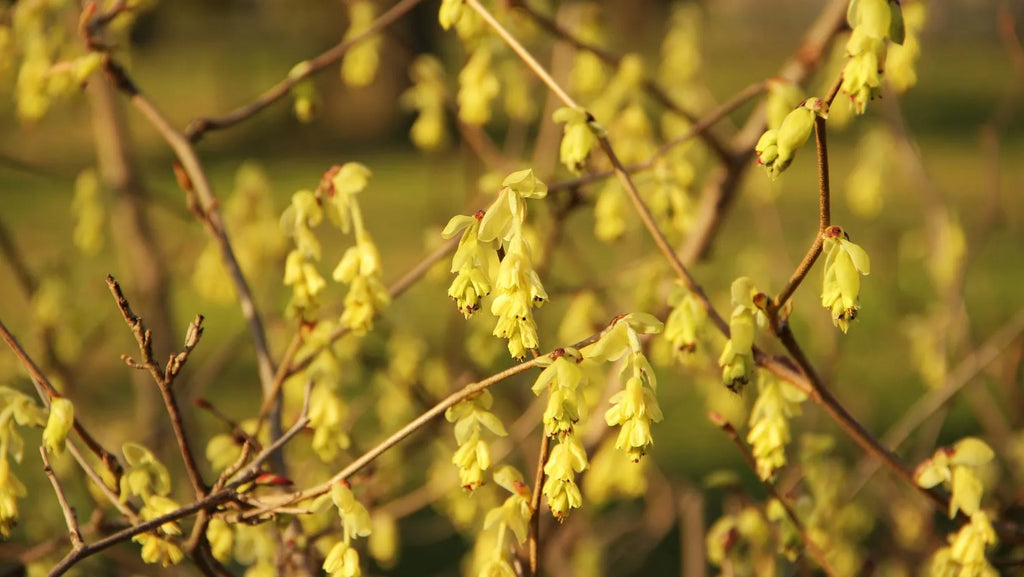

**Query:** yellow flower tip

left=42, top=397, right=74, bottom=454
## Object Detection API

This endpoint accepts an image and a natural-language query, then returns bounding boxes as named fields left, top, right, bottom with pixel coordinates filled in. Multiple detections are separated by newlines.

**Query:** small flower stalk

left=586, top=313, right=665, bottom=462
left=821, top=226, right=871, bottom=333
left=443, top=169, right=549, bottom=359
left=719, top=277, right=759, bottom=393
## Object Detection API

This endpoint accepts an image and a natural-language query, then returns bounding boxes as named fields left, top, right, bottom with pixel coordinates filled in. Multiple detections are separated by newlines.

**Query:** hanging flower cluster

left=821, top=226, right=871, bottom=333
left=443, top=169, right=549, bottom=359
left=445, top=390, right=507, bottom=491
left=321, top=482, right=373, bottom=577
left=916, top=438, right=999, bottom=577
left=120, top=442, right=184, bottom=566
left=842, top=0, right=912, bottom=113
left=400, top=56, right=449, bottom=150
left=585, top=313, right=664, bottom=463
left=340, top=0, right=381, bottom=87
left=719, top=277, right=760, bottom=393
left=663, top=283, right=707, bottom=361
left=281, top=164, right=390, bottom=331
left=478, top=466, right=532, bottom=574
left=532, top=347, right=589, bottom=520
left=755, top=97, right=828, bottom=179
left=746, top=373, right=807, bottom=480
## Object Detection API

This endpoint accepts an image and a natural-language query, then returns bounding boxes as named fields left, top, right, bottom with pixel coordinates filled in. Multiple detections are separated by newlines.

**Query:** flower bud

left=42, top=397, right=74, bottom=454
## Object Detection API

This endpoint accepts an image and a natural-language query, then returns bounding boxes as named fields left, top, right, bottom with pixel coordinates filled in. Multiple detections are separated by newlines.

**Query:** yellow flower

left=820, top=226, right=871, bottom=333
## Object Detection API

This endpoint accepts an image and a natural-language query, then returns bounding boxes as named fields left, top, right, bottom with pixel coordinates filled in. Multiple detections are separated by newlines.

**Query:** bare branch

left=40, top=447, right=85, bottom=551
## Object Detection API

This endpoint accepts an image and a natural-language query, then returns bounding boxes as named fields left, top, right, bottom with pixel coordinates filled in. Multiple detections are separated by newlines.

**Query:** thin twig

left=465, top=0, right=578, bottom=109
left=708, top=412, right=838, bottom=577
left=528, top=434, right=550, bottom=576
left=106, top=275, right=208, bottom=499
left=773, top=114, right=831, bottom=311
left=40, top=447, right=85, bottom=550
left=184, top=0, right=424, bottom=142
left=239, top=323, right=615, bottom=518
left=48, top=482, right=248, bottom=577
left=101, top=57, right=284, bottom=465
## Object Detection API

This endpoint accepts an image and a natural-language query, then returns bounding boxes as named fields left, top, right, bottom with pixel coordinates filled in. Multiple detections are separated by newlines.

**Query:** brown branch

left=88, top=70, right=173, bottom=445
left=184, top=0, right=424, bottom=142
left=101, top=56, right=283, bottom=456
left=708, top=412, right=837, bottom=577
left=770, top=324, right=952, bottom=515
left=773, top=114, right=831, bottom=312
left=40, top=447, right=85, bottom=551
left=528, top=434, right=550, bottom=576
left=48, top=482, right=249, bottom=577
left=106, top=275, right=208, bottom=499
left=239, top=322, right=616, bottom=518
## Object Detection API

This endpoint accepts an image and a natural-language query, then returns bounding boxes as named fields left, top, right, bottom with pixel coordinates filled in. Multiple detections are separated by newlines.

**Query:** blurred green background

left=1, top=0, right=1023, bottom=575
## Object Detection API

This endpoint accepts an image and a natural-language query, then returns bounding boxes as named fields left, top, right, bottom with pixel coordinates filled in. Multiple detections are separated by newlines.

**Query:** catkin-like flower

left=120, top=442, right=172, bottom=501
left=443, top=212, right=497, bottom=317
left=746, top=375, right=806, bottom=480
left=458, top=47, right=500, bottom=126
left=542, top=434, right=588, bottom=520
left=553, top=106, right=600, bottom=174
left=490, top=234, right=546, bottom=359
left=483, top=466, right=532, bottom=544
left=533, top=348, right=586, bottom=437
left=756, top=98, right=827, bottom=179
left=42, top=397, right=74, bottom=454
left=841, top=0, right=907, bottom=113
left=821, top=226, right=871, bottom=333
left=400, top=56, right=449, bottom=150
left=588, top=313, right=665, bottom=462
left=340, top=0, right=381, bottom=87
left=663, top=286, right=706, bottom=359
left=719, top=277, right=759, bottom=392
left=445, top=391, right=507, bottom=490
